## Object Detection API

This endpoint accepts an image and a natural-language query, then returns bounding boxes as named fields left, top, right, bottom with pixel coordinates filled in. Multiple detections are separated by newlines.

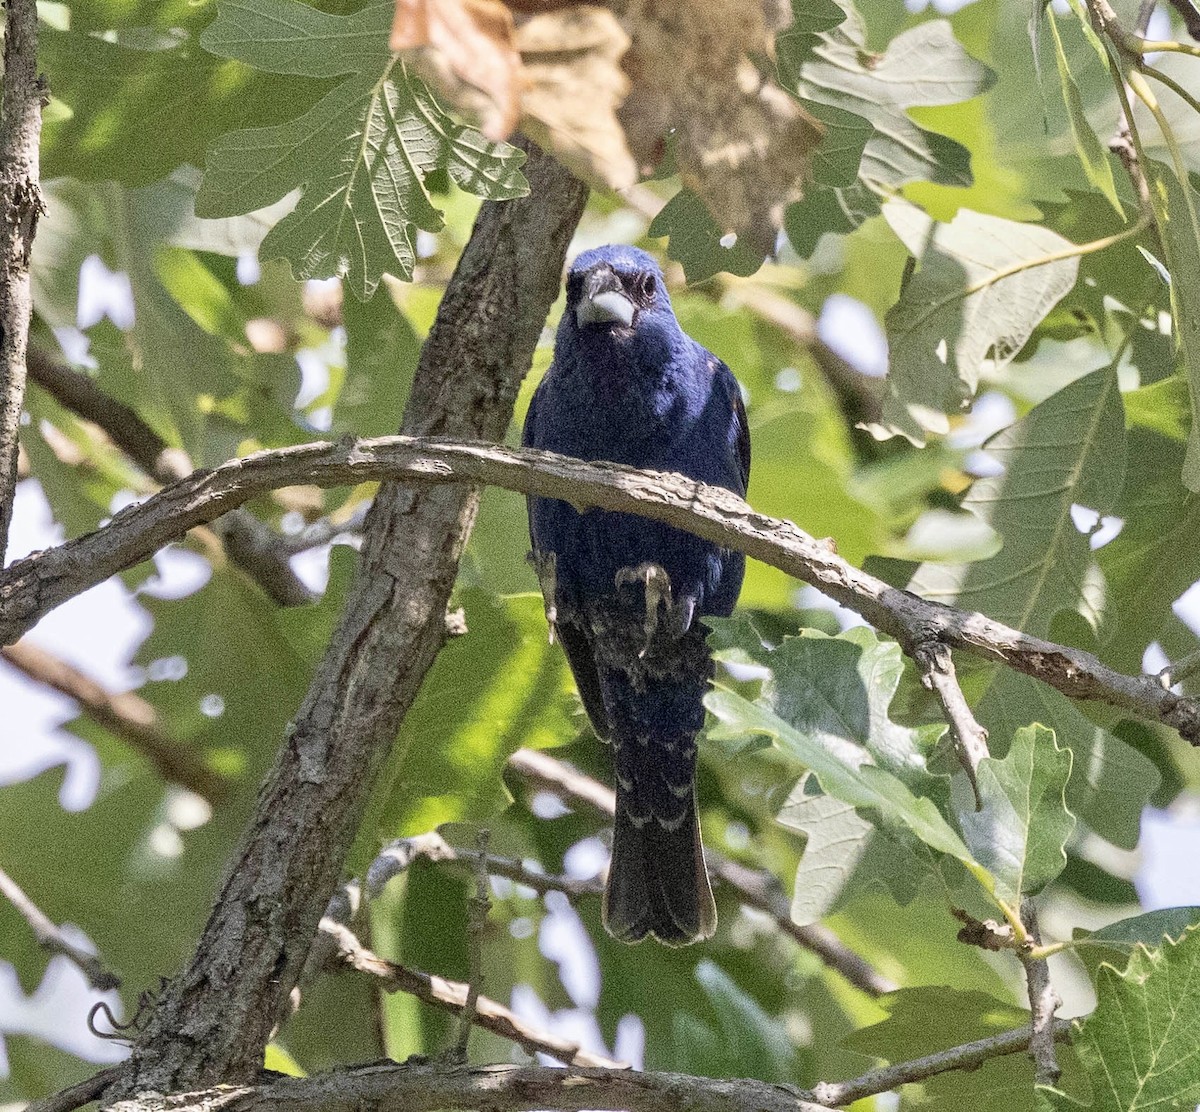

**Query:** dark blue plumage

left=523, top=245, right=750, bottom=945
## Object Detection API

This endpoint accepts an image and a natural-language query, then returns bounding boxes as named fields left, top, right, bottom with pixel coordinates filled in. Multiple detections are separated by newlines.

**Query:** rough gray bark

left=112, top=139, right=587, bottom=1095
left=0, top=0, right=46, bottom=562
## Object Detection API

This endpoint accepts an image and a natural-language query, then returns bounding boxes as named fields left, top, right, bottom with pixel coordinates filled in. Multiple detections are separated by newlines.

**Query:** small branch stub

left=914, top=641, right=989, bottom=807
left=453, top=827, right=493, bottom=1062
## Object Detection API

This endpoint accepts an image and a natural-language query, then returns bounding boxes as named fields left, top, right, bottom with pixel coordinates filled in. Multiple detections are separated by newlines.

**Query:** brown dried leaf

left=619, top=0, right=822, bottom=252
left=515, top=6, right=636, bottom=190
left=392, top=0, right=525, bottom=140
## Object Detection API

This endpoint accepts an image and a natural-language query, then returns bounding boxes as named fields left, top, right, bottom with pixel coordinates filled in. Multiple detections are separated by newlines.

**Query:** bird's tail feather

left=603, top=792, right=715, bottom=946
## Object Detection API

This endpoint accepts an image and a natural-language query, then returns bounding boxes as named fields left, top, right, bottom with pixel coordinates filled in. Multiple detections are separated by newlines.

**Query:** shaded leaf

left=978, top=674, right=1158, bottom=851
left=650, top=190, right=770, bottom=283
left=39, top=26, right=326, bottom=186
left=875, top=199, right=1083, bottom=442
left=358, top=592, right=576, bottom=862
left=960, top=725, right=1074, bottom=905
left=909, top=366, right=1124, bottom=638
left=845, top=986, right=1085, bottom=1111
left=1045, top=12, right=1122, bottom=216
left=1077, top=907, right=1200, bottom=965
left=1150, top=165, right=1200, bottom=491
left=779, top=772, right=873, bottom=924
left=707, top=631, right=982, bottom=890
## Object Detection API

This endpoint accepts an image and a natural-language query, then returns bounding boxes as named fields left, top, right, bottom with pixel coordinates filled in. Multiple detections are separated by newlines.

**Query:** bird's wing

left=718, top=360, right=751, bottom=494
left=523, top=373, right=613, bottom=742
left=557, top=619, right=612, bottom=742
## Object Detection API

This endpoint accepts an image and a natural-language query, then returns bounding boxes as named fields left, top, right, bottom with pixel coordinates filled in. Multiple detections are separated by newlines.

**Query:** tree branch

left=25, top=345, right=314, bottom=607
left=5, top=436, right=1198, bottom=743
left=1019, top=901, right=1062, bottom=1086
left=1, top=639, right=227, bottom=802
left=24, top=1066, right=125, bottom=1112
left=0, top=0, right=46, bottom=562
left=505, top=749, right=898, bottom=998
left=318, top=919, right=625, bottom=1069
left=913, top=641, right=988, bottom=806
left=808, top=1016, right=1072, bottom=1107
left=368, top=831, right=605, bottom=902
left=0, top=863, right=119, bottom=990
left=102, top=1012, right=1073, bottom=1112
left=112, top=140, right=589, bottom=1096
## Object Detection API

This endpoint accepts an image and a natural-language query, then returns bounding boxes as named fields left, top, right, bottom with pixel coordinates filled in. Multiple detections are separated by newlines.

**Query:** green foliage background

left=4, top=0, right=1200, bottom=1107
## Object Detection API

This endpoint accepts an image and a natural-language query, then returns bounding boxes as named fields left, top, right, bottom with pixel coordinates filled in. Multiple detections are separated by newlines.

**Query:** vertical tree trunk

left=115, top=140, right=587, bottom=1095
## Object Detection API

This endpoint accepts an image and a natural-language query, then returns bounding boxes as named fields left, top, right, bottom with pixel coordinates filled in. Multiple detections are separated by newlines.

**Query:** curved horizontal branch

left=2, top=434, right=1198, bottom=741
left=102, top=1010, right=1071, bottom=1112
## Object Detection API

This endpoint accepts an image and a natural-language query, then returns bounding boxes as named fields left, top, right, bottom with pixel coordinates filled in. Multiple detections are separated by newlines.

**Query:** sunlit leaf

left=1051, top=928, right=1200, bottom=1111
left=197, top=0, right=527, bottom=297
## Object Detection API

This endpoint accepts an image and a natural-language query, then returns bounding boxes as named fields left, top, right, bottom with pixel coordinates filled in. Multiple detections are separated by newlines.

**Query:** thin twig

left=1158, top=646, right=1200, bottom=689
left=453, top=828, right=492, bottom=1062
left=0, top=0, right=47, bottom=562
left=25, top=346, right=314, bottom=606
left=4, top=436, right=1199, bottom=744
left=1, top=639, right=227, bottom=802
left=1166, top=0, right=1200, bottom=37
left=1020, top=900, right=1063, bottom=1086
left=368, top=831, right=604, bottom=902
left=505, top=748, right=898, bottom=997
left=0, top=864, right=119, bottom=990
left=318, top=918, right=625, bottom=1069
left=23, top=1065, right=125, bottom=1112
left=914, top=641, right=988, bottom=807
left=809, top=1016, right=1072, bottom=1106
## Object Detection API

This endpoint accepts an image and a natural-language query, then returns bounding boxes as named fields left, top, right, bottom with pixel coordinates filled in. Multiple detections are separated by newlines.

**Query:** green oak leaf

left=706, top=629, right=990, bottom=903
left=959, top=725, right=1074, bottom=906
left=876, top=199, right=1084, bottom=443
left=779, top=2, right=994, bottom=253
left=909, top=365, right=1124, bottom=639
left=1149, top=165, right=1200, bottom=491
left=1050, top=928, right=1200, bottom=1111
left=1074, top=907, right=1200, bottom=972
left=979, top=674, right=1158, bottom=852
left=1098, top=425, right=1200, bottom=676
left=196, top=0, right=527, bottom=298
left=650, top=190, right=770, bottom=283
left=846, top=986, right=1085, bottom=1111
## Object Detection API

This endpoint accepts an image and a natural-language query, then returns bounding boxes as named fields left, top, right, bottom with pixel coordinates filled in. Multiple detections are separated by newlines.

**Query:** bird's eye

left=639, top=273, right=657, bottom=299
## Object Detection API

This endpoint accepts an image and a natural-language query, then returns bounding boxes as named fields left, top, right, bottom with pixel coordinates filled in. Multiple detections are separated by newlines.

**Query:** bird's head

left=560, top=246, right=677, bottom=354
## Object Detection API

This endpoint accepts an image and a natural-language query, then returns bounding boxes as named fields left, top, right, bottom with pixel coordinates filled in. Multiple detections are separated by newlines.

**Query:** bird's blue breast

left=525, top=336, right=746, bottom=620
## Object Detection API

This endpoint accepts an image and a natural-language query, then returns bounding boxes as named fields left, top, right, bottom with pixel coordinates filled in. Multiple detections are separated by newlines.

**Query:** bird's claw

left=615, top=562, right=680, bottom=655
